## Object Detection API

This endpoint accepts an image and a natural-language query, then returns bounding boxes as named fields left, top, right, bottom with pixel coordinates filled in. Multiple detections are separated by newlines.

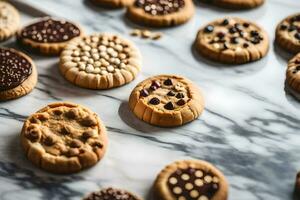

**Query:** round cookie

left=21, top=102, right=108, bottom=174
left=91, top=0, right=134, bottom=8
left=129, top=75, right=204, bottom=127
left=126, top=0, right=195, bottom=27
left=285, top=53, right=300, bottom=99
left=0, top=1, right=20, bottom=42
left=200, top=0, right=264, bottom=9
left=17, top=17, right=83, bottom=55
left=0, top=48, right=37, bottom=101
left=154, top=160, right=228, bottom=200
left=195, top=17, right=269, bottom=64
left=60, top=33, right=141, bottom=90
left=276, top=13, right=300, bottom=54
left=82, top=187, right=142, bottom=200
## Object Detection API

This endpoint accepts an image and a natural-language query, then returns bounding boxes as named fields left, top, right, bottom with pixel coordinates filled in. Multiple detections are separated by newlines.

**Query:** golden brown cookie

left=126, top=0, right=195, bottom=27
left=91, top=0, right=134, bottom=8
left=276, top=13, right=300, bottom=54
left=0, top=48, right=37, bottom=101
left=154, top=160, right=228, bottom=200
left=0, top=1, right=20, bottom=42
left=195, top=17, right=269, bottom=64
left=200, top=0, right=264, bottom=9
left=285, top=53, right=300, bottom=99
left=17, top=17, right=83, bottom=55
left=129, top=75, right=204, bottom=127
left=60, top=33, right=141, bottom=90
left=82, top=187, right=142, bottom=200
left=21, top=102, right=108, bottom=174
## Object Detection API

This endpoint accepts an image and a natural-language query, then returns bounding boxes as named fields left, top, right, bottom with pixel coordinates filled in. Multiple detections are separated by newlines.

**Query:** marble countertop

left=1, top=0, right=300, bottom=199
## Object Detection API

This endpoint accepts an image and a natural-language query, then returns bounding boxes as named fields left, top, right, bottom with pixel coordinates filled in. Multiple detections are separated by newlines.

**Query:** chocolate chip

left=65, top=108, right=78, bottom=119
left=234, top=23, right=243, bottom=31
left=239, top=31, right=245, bottom=38
left=176, top=93, right=184, bottom=99
left=163, top=78, right=173, bottom=86
left=295, top=33, right=300, bottom=40
left=151, top=80, right=160, bottom=88
left=26, top=129, right=40, bottom=142
left=53, top=109, right=63, bottom=115
left=81, top=115, right=98, bottom=127
left=291, top=15, right=300, bottom=22
left=295, top=59, right=300, bottom=64
left=243, top=43, right=249, bottom=48
left=223, top=43, right=229, bottom=50
left=243, top=23, right=250, bottom=28
left=92, top=141, right=103, bottom=149
left=221, top=19, right=229, bottom=26
left=61, top=125, right=72, bottom=135
left=250, top=30, right=259, bottom=37
left=280, top=24, right=288, bottom=30
left=82, top=130, right=94, bottom=139
left=296, top=65, right=300, bottom=71
left=229, top=27, right=237, bottom=34
left=43, top=136, right=55, bottom=146
left=66, top=148, right=79, bottom=157
left=217, top=32, right=225, bottom=38
left=288, top=25, right=297, bottom=32
left=70, top=139, right=82, bottom=148
left=230, top=37, right=239, bottom=44
left=251, top=37, right=261, bottom=44
left=177, top=99, right=186, bottom=106
left=140, top=89, right=149, bottom=97
left=38, top=114, right=49, bottom=121
left=167, top=91, right=175, bottom=96
left=204, top=25, right=214, bottom=33
left=149, top=97, right=160, bottom=105
left=164, top=102, right=174, bottom=110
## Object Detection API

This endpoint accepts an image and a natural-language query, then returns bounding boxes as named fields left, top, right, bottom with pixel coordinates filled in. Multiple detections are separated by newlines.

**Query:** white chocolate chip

left=107, top=65, right=114, bottom=72
left=101, top=70, right=108, bottom=75
left=190, top=190, right=199, bottom=198
left=94, top=61, right=101, bottom=67
left=91, top=48, right=98, bottom=54
left=94, top=68, right=101, bottom=74
left=92, top=54, right=100, bottom=60
left=83, top=45, right=91, bottom=51
left=204, top=175, right=212, bottom=183
left=86, top=64, right=94, bottom=73
left=115, top=44, right=123, bottom=51
left=119, top=53, right=126, bottom=59
left=199, top=195, right=208, bottom=200
left=99, top=45, right=107, bottom=52
left=173, top=187, right=182, bottom=195
left=88, top=58, right=94, bottom=64
left=120, top=63, right=126, bottom=68
left=79, top=63, right=86, bottom=70
left=169, top=177, right=177, bottom=185
left=81, top=56, right=89, bottom=61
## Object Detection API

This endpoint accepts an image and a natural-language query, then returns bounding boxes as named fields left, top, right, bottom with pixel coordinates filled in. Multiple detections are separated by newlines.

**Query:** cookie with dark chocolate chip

left=154, top=160, right=228, bottom=200
left=199, top=0, right=264, bottom=9
left=17, top=17, right=83, bottom=55
left=0, top=48, right=37, bottom=101
left=276, top=13, right=300, bottom=54
left=126, top=0, right=195, bottom=27
left=0, top=1, right=20, bottom=42
left=285, top=53, right=300, bottom=100
left=195, top=17, right=269, bottom=64
left=82, top=187, right=142, bottom=200
left=21, top=102, right=108, bottom=174
left=129, top=75, right=204, bottom=127
left=91, top=0, right=134, bottom=8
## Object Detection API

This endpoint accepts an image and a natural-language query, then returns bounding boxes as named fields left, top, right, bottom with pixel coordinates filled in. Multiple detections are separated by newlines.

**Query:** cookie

left=195, top=17, right=269, bottom=64
left=200, top=0, right=264, bottom=9
left=17, top=17, right=83, bottom=55
left=129, top=75, right=204, bottom=127
left=0, top=48, right=37, bottom=101
left=0, top=1, right=20, bottom=42
left=82, top=187, right=142, bottom=200
left=126, top=0, right=195, bottom=27
left=60, top=33, right=141, bottom=89
left=154, top=160, right=228, bottom=200
left=91, top=0, right=134, bottom=8
left=276, top=13, right=300, bottom=54
left=285, top=53, right=300, bottom=99
left=295, top=172, right=300, bottom=196
left=21, top=102, right=108, bottom=174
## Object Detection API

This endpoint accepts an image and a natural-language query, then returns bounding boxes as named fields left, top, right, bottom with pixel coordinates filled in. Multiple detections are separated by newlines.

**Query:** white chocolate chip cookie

left=60, top=33, right=142, bottom=89
left=0, top=1, right=20, bottom=41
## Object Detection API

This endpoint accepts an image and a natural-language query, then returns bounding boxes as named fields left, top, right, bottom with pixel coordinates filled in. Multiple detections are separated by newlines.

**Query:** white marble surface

left=1, top=0, right=300, bottom=199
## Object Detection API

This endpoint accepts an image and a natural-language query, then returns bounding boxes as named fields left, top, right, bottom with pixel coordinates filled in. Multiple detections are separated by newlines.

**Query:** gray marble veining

left=0, top=0, right=300, bottom=199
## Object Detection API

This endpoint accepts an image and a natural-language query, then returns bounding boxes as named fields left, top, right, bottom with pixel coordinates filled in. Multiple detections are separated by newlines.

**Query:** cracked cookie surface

left=21, top=102, right=108, bottom=174
left=126, top=0, right=195, bottom=27
left=154, top=160, right=228, bottom=200
left=195, top=17, right=269, bottom=64
left=60, top=33, right=141, bottom=89
left=0, top=1, right=20, bottom=42
left=129, top=75, right=204, bottom=127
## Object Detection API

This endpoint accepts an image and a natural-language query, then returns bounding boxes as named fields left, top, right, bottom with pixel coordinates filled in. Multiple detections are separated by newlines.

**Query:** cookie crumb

left=130, top=29, right=163, bottom=40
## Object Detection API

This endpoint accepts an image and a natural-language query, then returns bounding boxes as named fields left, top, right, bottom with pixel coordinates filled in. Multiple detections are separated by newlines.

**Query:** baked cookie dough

left=195, top=17, right=269, bottom=64
left=154, top=160, right=228, bottom=200
left=0, top=48, right=37, bottom=101
left=276, top=13, right=300, bottom=54
left=21, top=102, right=108, bottom=174
left=91, top=0, right=134, bottom=8
left=285, top=53, right=300, bottom=99
left=129, top=75, right=204, bottom=127
left=17, top=17, right=83, bottom=55
left=126, top=0, right=195, bottom=27
left=0, top=1, right=20, bottom=42
left=200, top=0, right=264, bottom=9
left=60, top=33, right=141, bottom=89
left=83, top=187, right=142, bottom=200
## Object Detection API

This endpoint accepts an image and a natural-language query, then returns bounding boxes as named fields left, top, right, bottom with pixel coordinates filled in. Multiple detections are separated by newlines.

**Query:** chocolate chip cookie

left=91, top=0, right=134, bottom=8
left=276, top=13, right=300, bottom=54
left=17, top=17, right=83, bottom=55
left=0, top=48, right=37, bottom=101
left=285, top=53, right=300, bottom=99
left=200, top=0, right=265, bottom=9
left=0, top=1, right=20, bottom=42
left=83, top=187, right=142, bottom=200
left=21, top=102, right=108, bottom=174
left=126, top=0, right=195, bottom=27
left=129, top=75, right=204, bottom=127
left=60, top=33, right=141, bottom=89
left=195, top=17, right=269, bottom=64
left=154, top=160, right=228, bottom=200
